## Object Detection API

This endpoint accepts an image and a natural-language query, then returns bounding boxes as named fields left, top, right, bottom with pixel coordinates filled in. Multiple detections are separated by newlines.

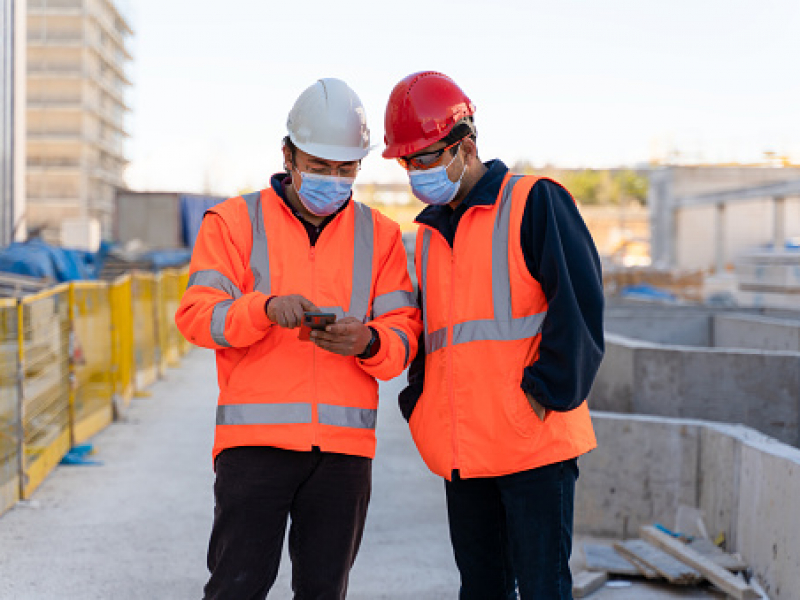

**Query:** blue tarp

left=621, top=284, right=677, bottom=302
left=180, top=194, right=226, bottom=248
left=143, top=248, right=193, bottom=269
left=0, top=239, right=104, bottom=282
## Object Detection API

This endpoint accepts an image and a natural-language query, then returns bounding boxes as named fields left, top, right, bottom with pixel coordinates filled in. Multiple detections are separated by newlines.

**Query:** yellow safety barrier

left=0, top=264, right=193, bottom=517
left=71, top=282, right=115, bottom=445
left=109, top=275, right=135, bottom=410
left=0, top=298, right=20, bottom=516
left=20, top=285, right=71, bottom=500
left=131, top=272, right=162, bottom=390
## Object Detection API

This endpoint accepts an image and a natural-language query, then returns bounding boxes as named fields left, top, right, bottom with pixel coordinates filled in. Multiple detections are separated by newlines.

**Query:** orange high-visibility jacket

left=176, top=188, right=422, bottom=463
left=411, top=174, right=596, bottom=480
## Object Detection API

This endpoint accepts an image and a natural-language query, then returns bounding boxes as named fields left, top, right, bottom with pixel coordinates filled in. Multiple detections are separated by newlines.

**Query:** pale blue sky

left=124, top=0, right=800, bottom=194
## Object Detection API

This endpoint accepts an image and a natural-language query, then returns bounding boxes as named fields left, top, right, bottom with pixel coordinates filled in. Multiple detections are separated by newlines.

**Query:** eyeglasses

left=295, top=157, right=361, bottom=178
left=397, top=139, right=463, bottom=171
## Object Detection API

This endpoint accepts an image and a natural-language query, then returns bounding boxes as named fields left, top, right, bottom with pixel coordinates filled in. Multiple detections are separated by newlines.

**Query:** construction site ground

left=0, top=349, right=725, bottom=599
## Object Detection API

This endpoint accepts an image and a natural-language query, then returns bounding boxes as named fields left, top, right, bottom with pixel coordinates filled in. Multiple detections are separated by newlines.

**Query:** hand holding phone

left=298, top=311, right=337, bottom=341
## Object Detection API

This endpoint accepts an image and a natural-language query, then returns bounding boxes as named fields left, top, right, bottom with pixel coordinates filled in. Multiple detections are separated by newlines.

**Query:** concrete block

left=605, top=311, right=712, bottom=347
left=713, top=314, right=800, bottom=352
left=698, top=426, right=741, bottom=547
left=587, top=335, right=635, bottom=413
left=575, top=413, right=700, bottom=538
left=736, top=439, right=800, bottom=600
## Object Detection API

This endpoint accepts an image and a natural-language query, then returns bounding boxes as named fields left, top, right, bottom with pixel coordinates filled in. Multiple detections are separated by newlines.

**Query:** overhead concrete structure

left=649, top=166, right=800, bottom=272
left=0, top=0, right=27, bottom=245
left=25, top=0, right=133, bottom=241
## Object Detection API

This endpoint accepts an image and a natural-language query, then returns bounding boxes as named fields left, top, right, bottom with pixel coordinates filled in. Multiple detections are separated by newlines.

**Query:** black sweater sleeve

left=398, top=289, right=425, bottom=421
left=520, top=179, right=605, bottom=411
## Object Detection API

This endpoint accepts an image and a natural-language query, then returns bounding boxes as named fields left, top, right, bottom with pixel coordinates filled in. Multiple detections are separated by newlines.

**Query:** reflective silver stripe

left=390, top=327, right=410, bottom=365
left=244, top=191, right=271, bottom=295
left=217, top=403, right=313, bottom=425
left=421, top=229, right=433, bottom=352
left=318, top=404, right=377, bottom=430
left=452, top=314, right=546, bottom=345
left=492, top=176, right=521, bottom=322
left=210, top=300, right=234, bottom=347
left=348, top=202, right=374, bottom=322
left=188, top=269, right=242, bottom=299
left=420, top=176, right=548, bottom=353
left=372, top=290, right=417, bottom=318
left=426, top=327, right=446, bottom=355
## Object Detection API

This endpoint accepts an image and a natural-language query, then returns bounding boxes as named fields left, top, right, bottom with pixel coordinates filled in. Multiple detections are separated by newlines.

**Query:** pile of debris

left=573, top=525, right=766, bottom=598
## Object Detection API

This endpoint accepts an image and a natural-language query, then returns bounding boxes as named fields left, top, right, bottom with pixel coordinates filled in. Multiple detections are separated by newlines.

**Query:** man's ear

left=282, top=143, right=293, bottom=171
left=462, top=136, right=478, bottom=165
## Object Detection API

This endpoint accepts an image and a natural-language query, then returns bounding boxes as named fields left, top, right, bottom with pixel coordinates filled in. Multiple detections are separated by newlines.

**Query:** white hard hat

left=287, top=78, right=371, bottom=162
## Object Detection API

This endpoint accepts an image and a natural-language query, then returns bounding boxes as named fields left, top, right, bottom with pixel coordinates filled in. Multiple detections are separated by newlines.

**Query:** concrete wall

left=115, top=192, right=182, bottom=248
left=590, top=333, right=800, bottom=446
left=576, top=412, right=800, bottom=599
left=714, top=313, right=800, bottom=352
left=604, top=304, right=714, bottom=346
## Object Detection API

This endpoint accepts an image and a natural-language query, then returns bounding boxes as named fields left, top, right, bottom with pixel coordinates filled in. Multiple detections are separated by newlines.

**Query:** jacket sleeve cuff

left=357, top=327, right=389, bottom=367
left=247, top=292, right=275, bottom=331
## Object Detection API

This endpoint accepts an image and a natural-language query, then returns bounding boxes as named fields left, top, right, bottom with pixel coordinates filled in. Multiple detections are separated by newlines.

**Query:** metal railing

left=0, top=267, right=191, bottom=516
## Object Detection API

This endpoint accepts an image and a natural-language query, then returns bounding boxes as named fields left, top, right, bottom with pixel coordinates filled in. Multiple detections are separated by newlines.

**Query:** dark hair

left=442, top=116, right=477, bottom=146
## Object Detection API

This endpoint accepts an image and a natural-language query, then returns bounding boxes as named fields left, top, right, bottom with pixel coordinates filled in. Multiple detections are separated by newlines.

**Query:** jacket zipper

left=310, top=245, right=318, bottom=446
left=448, top=249, right=460, bottom=472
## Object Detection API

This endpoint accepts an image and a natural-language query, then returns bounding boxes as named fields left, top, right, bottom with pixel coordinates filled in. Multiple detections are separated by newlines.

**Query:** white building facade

left=26, top=0, right=132, bottom=243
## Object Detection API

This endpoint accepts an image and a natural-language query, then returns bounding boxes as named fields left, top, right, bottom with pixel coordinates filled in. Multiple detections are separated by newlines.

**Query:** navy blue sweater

left=399, top=159, right=604, bottom=419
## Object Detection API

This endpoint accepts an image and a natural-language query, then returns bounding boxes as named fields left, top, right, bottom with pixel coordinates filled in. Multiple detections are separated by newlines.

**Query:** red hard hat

left=382, top=71, right=475, bottom=159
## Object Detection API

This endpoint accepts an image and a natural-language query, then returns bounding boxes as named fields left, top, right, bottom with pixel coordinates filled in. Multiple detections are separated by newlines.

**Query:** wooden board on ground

left=640, top=525, right=760, bottom=599
left=583, top=543, right=642, bottom=577
left=612, top=541, right=661, bottom=579
left=688, top=537, right=749, bottom=572
left=614, top=539, right=703, bottom=585
left=573, top=570, right=608, bottom=598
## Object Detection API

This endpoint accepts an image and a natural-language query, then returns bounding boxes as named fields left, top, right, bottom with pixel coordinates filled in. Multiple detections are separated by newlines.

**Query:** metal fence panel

left=20, top=285, right=71, bottom=499
left=71, top=282, right=114, bottom=444
left=131, top=273, right=160, bottom=390
left=109, top=275, right=134, bottom=409
left=0, top=298, right=19, bottom=516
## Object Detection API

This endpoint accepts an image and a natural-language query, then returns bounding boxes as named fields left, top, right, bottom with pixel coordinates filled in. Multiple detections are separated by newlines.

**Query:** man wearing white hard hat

left=177, top=78, right=422, bottom=599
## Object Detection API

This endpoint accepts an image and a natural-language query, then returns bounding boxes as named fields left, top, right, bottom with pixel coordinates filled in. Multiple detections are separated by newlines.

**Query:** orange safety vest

left=177, top=187, right=420, bottom=463
left=412, top=174, right=596, bottom=480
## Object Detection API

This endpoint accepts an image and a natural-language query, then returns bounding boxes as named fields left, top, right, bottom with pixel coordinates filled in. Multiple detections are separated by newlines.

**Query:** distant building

left=26, top=0, right=132, bottom=246
left=1, top=0, right=26, bottom=246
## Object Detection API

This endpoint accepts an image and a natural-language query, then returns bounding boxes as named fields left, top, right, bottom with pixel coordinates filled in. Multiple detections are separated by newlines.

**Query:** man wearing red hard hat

left=384, top=71, right=605, bottom=599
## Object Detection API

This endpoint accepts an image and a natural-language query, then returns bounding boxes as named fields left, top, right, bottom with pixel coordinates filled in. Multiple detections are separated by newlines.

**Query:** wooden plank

left=612, top=541, right=661, bottom=579
left=688, top=537, right=749, bottom=572
left=573, top=570, right=608, bottom=598
left=640, top=525, right=761, bottom=599
left=614, top=539, right=702, bottom=584
left=583, top=543, right=641, bottom=577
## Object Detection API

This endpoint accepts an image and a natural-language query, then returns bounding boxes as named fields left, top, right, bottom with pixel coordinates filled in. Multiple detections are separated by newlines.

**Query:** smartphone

left=298, top=311, right=337, bottom=341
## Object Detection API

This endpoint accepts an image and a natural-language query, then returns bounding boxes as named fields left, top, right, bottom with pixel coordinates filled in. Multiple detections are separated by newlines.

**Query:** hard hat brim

left=292, top=136, right=372, bottom=162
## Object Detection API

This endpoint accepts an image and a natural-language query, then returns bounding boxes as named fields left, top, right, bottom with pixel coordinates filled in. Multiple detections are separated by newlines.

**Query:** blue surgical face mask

left=294, top=169, right=355, bottom=216
left=407, top=149, right=466, bottom=206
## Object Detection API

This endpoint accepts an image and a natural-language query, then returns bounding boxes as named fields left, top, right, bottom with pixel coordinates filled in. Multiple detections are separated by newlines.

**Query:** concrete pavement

left=0, top=348, right=725, bottom=599
left=0, top=348, right=458, bottom=599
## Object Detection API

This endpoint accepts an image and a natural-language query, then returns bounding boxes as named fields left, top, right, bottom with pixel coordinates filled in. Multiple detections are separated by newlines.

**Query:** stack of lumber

left=573, top=525, right=762, bottom=599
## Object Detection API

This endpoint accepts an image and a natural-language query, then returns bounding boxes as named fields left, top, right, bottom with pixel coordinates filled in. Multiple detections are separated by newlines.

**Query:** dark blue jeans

left=444, top=458, right=579, bottom=600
